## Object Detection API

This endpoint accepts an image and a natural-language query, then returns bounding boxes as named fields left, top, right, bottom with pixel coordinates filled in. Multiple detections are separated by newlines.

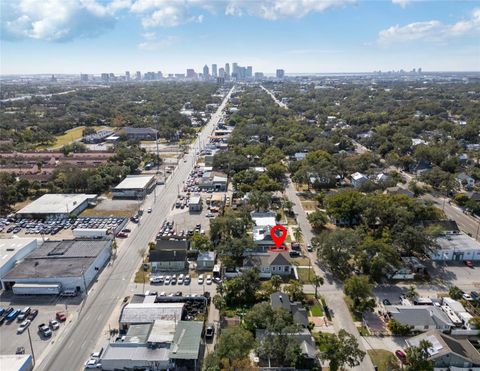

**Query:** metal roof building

left=119, top=303, right=184, bottom=328
left=16, top=193, right=97, bottom=218
left=112, top=175, right=156, bottom=199
left=2, top=239, right=111, bottom=294
left=0, top=238, right=38, bottom=290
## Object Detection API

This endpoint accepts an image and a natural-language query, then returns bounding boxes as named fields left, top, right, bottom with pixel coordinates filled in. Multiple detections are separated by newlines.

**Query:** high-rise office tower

left=125, top=71, right=130, bottom=81
left=225, top=63, right=230, bottom=77
left=136, top=71, right=141, bottom=80
left=186, top=69, right=196, bottom=79
left=219, top=67, right=225, bottom=78
left=276, top=69, right=285, bottom=78
left=203, top=64, right=209, bottom=79
left=232, top=62, right=238, bottom=75
left=246, top=66, right=253, bottom=78
left=80, top=74, right=89, bottom=82
left=212, top=64, right=217, bottom=77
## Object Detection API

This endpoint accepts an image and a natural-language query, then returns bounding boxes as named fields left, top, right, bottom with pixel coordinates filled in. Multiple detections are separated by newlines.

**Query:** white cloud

left=391, top=0, right=412, bottom=8
left=1, top=0, right=118, bottom=41
left=138, top=34, right=177, bottom=50
left=378, top=8, right=480, bottom=45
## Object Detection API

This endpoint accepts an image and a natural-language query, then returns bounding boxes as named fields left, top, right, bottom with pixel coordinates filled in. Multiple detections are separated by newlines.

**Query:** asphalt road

left=260, top=85, right=288, bottom=109
left=35, top=87, right=234, bottom=371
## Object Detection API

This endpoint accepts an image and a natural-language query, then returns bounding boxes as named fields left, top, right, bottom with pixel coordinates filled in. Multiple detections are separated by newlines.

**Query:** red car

left=464, top=260, right=474, bottom=268
left=395, top=350, right=407, bottom=364
left=56, top=312, right=66, bottom=322
left=116, top=232, right=128, bottom=238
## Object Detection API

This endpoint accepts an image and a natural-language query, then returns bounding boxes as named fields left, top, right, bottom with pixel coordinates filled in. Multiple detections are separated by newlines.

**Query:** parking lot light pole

left=27, top=326, right=35, bottom=366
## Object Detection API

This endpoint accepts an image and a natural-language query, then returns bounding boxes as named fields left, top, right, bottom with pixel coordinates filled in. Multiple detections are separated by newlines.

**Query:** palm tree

left=293, top=227, right=302, bottom=243
left=312, top=276, right=324, bottom=299
left=271, top=275, right=282, bottom=292
left=404, top=286, right=418, bottom=300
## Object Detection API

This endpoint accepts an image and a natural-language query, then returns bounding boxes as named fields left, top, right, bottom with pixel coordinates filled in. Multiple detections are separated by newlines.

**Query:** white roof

left=251, top=211, right=277, bottom=227
left=0, top=238, right=37, bottom=268
left=17, top=194, right=97, bottom=215
left=436, top=233, right=480, bottom=252
left=213, top=175, right=227, bottom=183
left=120, top=303, right=184, bottom=324
left=0, top=355, right=32, bottom=370
left=147, top=319, right=177, bottom=343
left=351, top=172, right=366, bottom=180
left=189, top=196, right=201, bottom=204
left=114, top=175, right=154, bottom=190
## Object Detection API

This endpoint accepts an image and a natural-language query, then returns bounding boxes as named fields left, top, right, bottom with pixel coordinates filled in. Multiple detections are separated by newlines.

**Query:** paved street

left=35, top=87, right=234, bottom=371
left=260, top=85, right=288, bottom=109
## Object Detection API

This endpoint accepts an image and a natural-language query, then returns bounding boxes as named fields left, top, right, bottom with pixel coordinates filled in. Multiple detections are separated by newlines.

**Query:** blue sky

left=1, top=0, right=479, bottom=74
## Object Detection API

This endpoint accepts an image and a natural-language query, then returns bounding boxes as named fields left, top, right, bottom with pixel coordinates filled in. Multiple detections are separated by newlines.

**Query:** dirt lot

left=0, top=293, right=81, bottom=359
left=81, top=198, right=140, bottom=217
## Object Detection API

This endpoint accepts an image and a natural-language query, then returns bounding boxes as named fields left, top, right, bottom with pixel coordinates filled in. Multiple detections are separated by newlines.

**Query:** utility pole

left=27, top=326, right=35, bottom=366
left=81, top=266, right=88, bottom=296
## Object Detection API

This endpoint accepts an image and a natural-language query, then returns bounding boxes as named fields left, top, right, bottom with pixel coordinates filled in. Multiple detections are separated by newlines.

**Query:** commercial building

left=276, top=69, right=285, bottom=78
left=119, top=303, right=185, bottom=329
left=1, top=239, right=111, bottom=294
left=0, top=238, right=38, bottom=290
left=100, top=320, right=203, bottom=371
left=82, top=130, right=114, bottom=144
left=149, top=250, right=187, bottom=272
left=189, top=196, right=202, bottom=212
left=112, top=175, right=156, bottom=199
left=0, top=354, right=33, bottom=371
left=430, top=233, right=480, bottom=261
left=196, top=251, right=216, bottom=270
left=16, top=194, right=97, bottom=218
left=119, top=127, right=158, bottom=141
left=198, top=171, right=228, bottom=191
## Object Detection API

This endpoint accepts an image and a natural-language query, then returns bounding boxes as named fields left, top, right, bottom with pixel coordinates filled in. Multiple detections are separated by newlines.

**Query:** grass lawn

left=310, top=303, right=324, bottom=317
left=357, top=326, right=370, bottom=336
left=368, top=349, right=400, bottom=371
left=301, top=200, right=317, bottom=211
left=297, top=267, right=316, bottom=284
left=290, top=257, right=311, bottom=266
left=344, top=296, right=363, bottom=321
left=312, top=331, right=335, bottom=352
left=46, top=126, right=85, bottom=149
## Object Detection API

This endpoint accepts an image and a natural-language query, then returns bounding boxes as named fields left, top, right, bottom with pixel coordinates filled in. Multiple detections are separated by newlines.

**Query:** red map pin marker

left=270, top=225, right=287, bottom=248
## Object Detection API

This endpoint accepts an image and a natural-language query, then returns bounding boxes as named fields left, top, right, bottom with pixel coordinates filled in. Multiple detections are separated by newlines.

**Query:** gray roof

left=244, top=252, right=291, bottom=268
left=124, top=323, right=151, bottom=343
left=197, top=251, right=216, bottom=262
left=169, top=321, right=203, bottom=360
left=121, top=127, right=158, bottom=135
left=154, top=239, right=189, bottom=251
left=147, top=320, right=177, bottom=344
left=149, top=249, right=187, bottom=263
left=270, top=292, right=309, bottom=327
left=120, top=303, right=184, bottom=325
left=256, top=328, right=317, bottom=358
left=17, top=193, right=97, bottom=215
left=386, top=305, right=454, bottom=328
left=436, top=233, right=480, bottom=252
left=3, top=239, right=111, bottom=279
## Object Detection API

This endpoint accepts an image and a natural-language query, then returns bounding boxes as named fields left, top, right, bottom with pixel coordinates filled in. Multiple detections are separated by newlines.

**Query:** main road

left=36, top=86, right=235, bottom=371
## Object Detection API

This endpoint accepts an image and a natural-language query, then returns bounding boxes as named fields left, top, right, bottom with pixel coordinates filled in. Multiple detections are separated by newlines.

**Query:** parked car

left=85, top=358, right=102, bottom=369
left=206, top=275, right=212, bottom=285
left=49, top=320, right=60, bottom=330
left=16, top=347, right=25, bottom=354
left=198, top=274, right=204, bottom=284
left=470, top=291, right=479, bottom=301
left=184, top=275, right=191, bottom=284
left=17, top=320, right=31, bottom=334
left=122, top=228, right=131, bottom=233
left=116, top=232, right=128, bottom=238
left=147, top=207, right=152, bottom=213
left=56, top=312, right=66, bottom=322
left=38, top=323, right=52, bottom=337
left=27, top=309, right=38, bottom=321
left=289, top=251, right=300, bottom=258
left=307, top=244, right=313, bottom=252
left=91, top=348, right=104, bottom=358
left=17, top=307, right=31, bottom=321
left=395, top=350, right=407, bottom=364
left=205, top=324, right=214, bottom=339
left=150, top=276, right=164, bottom=284
left=462, top=293, right=474, bottom=301
left=164, top=276, right=171, bottom=285
left=464, top=260, right=474, bottom=268
left=175, top=291, right=182, bottom=296
left=382, top=299, right=392, bottom=306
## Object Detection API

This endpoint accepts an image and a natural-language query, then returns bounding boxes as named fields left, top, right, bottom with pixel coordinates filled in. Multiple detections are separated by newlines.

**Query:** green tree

left=343, top=275, right=373, bottom=311
left=213, top=294, right=226, bottom=312
left=405, top=340, right=434, bottom=371
left=448, top=286, right=464, bottom=300
left=404, top=286, right=418, bottom=300
left=189, top=232, right=212, bottom=251
left=388, top=319, right=412, bottom=336
left=325, top=189, right=365, bottom=227
left=293, top=227, right=302, bottom=242
left=270, top=275, right=282, bottom=292
left=312, top=275, right=324, bottom=299
left=284, top=279, right=305, bottom=302
left=215, top=326, right=255, bottom=361
left=307, top=210, right=329, bottom=231
left=320, top=329, right=366, bottom=371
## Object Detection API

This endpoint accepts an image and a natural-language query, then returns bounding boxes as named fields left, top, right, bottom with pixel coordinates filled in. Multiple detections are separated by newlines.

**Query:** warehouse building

left=0, top=238, right=39, bottom=290
left=119, top=127, right=158, bottom=141
left=16, top=193, right=97, bottom=218
left=1, top=239, right=111, bottom=294
left=112, top=175, right=156, bottom=199
left=430, top=233, right=480, bottom=261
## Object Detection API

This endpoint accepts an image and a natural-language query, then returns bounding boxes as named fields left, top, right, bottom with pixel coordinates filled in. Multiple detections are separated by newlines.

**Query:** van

left=17, top=307, right=31, bottom=321
left=60, top=290, right=77, bottom=297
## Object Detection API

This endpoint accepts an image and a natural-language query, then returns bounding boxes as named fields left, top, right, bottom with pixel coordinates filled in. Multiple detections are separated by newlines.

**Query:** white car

left=178, top=274, right=184, bottom=284
left=85, top=358, right=102, bottom=369
left=462, top=293, right=474, bottom=301
left=150, top=276, right=164, bottom=284
left=198, top=274, right=204, bottom=284
left=17, top=320, right=31, bottom=334
left=160, top=292, right=166, bottom=296
left=206, top=275, right=212, bottom=285
left=49, top=320, right=60, bottom=330
left=164, top=276, right=171, bottom=285
left=147, top=207, right=152, bottom=213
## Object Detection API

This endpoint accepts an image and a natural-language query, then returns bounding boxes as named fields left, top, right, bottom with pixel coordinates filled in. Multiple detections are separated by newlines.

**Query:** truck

left=13, top=283, right=62, bottom=295
left=73, top=228, right=108, bottom=239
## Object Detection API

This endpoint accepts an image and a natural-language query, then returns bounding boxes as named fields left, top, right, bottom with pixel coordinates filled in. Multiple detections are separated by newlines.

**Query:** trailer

left=73, top=228, right=109, bottom=239
left=13, top=283, right=61, bottom=295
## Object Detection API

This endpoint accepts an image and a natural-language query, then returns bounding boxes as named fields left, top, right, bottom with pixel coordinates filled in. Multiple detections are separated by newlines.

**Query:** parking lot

left=0, top=293, right=81, bottom=358
left=0, top=216, right=126, bottom=239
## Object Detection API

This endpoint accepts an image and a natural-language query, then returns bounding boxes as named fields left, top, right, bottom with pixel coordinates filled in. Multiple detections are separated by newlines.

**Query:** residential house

left=456, top=173, right=475, bottom=190
left=154, top=239, right=189, bottom=251
left=149, top=250, right=187, bottom=272
left=196, top=251, right=216, bottom=271
left=412, top=160, right=432, bottom=177
left=270, top=292, right=308, bottom=327
left=294, top=152, right=307, bottom=161
left=385, top=186, right=415, bottom=198
left=351, top=172, right=368, bottom=188
left=243, top=252, right=292, bottom=278
left=387, top=257, right=426, bottom=280
left=385, top=305, right=455, bottom=332
left=406, top=330, right=480, bottom=369
left=376, top=173, right=389, bottom=183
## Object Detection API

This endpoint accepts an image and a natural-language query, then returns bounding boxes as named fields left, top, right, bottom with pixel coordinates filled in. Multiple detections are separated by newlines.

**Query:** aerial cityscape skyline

left=1, top=0, right=479, bottom=75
